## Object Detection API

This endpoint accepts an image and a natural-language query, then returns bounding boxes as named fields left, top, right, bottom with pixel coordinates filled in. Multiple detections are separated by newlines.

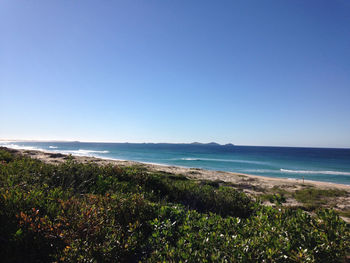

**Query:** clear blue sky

left=1, top=0, right=350, bottom=147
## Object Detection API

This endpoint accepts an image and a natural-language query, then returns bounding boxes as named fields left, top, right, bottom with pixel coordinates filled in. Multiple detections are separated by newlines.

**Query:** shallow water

left=2, top=141, right=350, bottom=185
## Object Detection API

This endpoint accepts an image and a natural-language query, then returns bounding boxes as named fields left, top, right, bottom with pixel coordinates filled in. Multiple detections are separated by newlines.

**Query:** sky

left=1, top=0, right=350, bottom=148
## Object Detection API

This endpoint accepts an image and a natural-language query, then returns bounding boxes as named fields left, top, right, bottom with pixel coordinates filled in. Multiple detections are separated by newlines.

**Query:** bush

left=0, top=148, right=349, bottom=262
left=0, top=148, right=15, bottom=163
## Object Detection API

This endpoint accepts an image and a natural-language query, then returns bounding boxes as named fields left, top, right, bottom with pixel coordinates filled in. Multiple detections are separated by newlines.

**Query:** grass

left=259, top=185, right=350, bottom=219
left=293, top=187, right=348, bottom=208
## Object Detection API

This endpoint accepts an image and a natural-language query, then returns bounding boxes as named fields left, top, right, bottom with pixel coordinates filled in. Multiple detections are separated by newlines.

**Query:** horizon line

left=1, top=138, right=349, bottom=150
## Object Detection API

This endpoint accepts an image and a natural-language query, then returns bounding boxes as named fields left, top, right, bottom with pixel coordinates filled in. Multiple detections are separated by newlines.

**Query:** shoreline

left=3, top=146, right=350, bottom=222
left=2, top=146, right=350, bottom=191
left=6, top=146, right=350, bottom=191
left=2, top=143, right=350, bottom=186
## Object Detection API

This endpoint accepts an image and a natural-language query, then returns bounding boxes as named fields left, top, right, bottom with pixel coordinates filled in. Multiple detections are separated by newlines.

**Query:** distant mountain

left=224, top=143, right=235, bottom=147
left=207, top=142, right=220, bottom=146
left=190, top=142, right=223, bottom=146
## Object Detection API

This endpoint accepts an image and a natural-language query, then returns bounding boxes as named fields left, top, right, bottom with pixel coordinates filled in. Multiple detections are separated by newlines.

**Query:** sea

left=1, top=141, right=350, bottom=185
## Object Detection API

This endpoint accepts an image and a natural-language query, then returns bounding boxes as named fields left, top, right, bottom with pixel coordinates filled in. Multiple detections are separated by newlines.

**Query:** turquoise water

left=1, top=141, right=350, bottom=185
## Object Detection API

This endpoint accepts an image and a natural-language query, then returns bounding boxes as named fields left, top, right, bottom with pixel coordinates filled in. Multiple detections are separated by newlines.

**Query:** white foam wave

left=243, top=169, right=280, bottom=174
left=58, top=149, right=109, bottom=156
left=280, top=169, right=350, bottom=176
left=0, top=143, right=46, bottom=152
left=0, top=143, right=110, bottom=158
left=0, top=140, right=15, bottom=143
left=179, top=157, right=266, bottom=165
left=181, top=158, right=200, bottom=161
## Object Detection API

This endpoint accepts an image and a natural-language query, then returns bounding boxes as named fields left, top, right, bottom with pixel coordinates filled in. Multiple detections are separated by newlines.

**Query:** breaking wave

left=280, top=169, right=350, bottom=176
left=59, top=149, right=109, bottom=156
left=0, top=143, right=109, bottom=157
left=178, top=157, right=267, bottom=165
left=0, top=143, right=45, bottom=152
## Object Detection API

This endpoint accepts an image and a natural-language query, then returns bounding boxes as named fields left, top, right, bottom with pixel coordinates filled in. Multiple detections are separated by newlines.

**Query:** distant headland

left=190, top=142, right=235, bottom=146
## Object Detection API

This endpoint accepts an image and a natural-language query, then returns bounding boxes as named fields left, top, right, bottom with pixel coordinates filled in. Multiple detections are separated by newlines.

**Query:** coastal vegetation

left=260, top=185, right=350, bottom=214
left=0, top=148, right=349, bottom=262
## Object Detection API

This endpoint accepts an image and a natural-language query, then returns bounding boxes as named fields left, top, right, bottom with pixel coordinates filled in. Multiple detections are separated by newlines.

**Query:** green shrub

left=0, top=148, right=349, bottom=262
left=0, top=148, right=15, bottom=163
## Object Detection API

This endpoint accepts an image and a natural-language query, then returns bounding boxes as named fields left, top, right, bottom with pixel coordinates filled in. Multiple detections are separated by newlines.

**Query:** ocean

left=1, top=141, right=350, bottom=185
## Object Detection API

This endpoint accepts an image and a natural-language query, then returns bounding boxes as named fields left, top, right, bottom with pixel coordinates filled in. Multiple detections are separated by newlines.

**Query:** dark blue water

left=1, top=141, right=350, bottom=185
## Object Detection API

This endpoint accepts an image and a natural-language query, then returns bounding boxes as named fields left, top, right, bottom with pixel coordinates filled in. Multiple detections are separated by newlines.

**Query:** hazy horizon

left=1, top=138, right=349, bottom=149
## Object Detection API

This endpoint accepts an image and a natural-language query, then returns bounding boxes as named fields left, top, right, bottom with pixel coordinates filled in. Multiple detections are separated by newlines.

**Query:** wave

left=0, top=140, right=15, bottom=143
left=178, top=157, right=267, bottom=165
left=0, top=143, right=110, bottom=157
left=180, top=158, right=201, bottom=161
left=243, top=169, right=281, bottom=174
left=58, top=149, right=110, bottom=156
left=0, top=143, right=46, bottom=152
left=280, top=169, right=350, bottom=176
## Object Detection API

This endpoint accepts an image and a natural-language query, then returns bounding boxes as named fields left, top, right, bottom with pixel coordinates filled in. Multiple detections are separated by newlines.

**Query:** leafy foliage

left=0, top=148, right=349, bottom=262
